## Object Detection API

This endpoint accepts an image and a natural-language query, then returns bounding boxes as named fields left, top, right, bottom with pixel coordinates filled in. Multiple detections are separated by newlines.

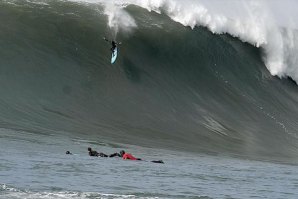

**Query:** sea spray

left=103, top=2, right=137, bottom=39
left=69, top=0, right=298, bottom=83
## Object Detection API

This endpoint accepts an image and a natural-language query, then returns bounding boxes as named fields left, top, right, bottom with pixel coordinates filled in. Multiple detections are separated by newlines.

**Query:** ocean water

left=1, top=128, right=298, bottom=199
left=1, top=0, right=298, bottom=198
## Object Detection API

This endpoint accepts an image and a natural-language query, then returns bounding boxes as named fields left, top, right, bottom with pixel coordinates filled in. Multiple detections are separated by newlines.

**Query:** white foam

left=103, top=2, right=137, bottom=39
left=68, top=0, right=298, bottom=82
left=136, top=0, right=298, bottom=81
left=0, top=184, right=158, bottom=199
left=68, top=0, right=137, bottom=39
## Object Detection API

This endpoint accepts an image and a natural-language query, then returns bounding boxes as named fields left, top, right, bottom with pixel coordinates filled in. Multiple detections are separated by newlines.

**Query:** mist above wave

left=66, top=0, right=298, bottom=83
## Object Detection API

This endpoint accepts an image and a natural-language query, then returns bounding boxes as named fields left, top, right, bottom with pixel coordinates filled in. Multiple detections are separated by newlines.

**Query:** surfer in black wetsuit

left=109, top=152, right=122, bottom=157
left=103, top=37, right=121, bottom=55
left=88, top=147, right=108, bottom=157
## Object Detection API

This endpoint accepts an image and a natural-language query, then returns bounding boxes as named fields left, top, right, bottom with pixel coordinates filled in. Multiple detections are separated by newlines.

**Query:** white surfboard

left=111, top=47, right=118, bottom=64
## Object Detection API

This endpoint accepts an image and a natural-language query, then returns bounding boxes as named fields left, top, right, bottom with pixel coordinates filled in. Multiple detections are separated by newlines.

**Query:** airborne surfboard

left=111, top=47, right=118, bottom=64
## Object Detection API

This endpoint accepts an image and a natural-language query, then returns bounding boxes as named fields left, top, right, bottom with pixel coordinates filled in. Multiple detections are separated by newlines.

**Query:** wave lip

left=76, top=0, right=298, bottom=82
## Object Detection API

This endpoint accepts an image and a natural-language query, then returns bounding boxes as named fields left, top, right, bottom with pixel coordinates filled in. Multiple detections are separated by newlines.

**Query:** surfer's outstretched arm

left=103, top=37, right=110, bottom=43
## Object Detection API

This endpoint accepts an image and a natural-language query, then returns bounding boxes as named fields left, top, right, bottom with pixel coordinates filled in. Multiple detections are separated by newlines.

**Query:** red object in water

left=122, top=153, right=138, bottom=160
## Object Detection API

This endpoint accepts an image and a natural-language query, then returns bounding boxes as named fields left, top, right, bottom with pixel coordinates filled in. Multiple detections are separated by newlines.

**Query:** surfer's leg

left=151, top=160, right=164, bottom=164
left=109, top=153, right=121, bottom=157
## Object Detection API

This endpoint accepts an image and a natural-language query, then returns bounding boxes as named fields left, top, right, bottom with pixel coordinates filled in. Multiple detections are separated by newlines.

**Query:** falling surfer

left=104, top=37, right=121, bottom=54
left=103, top=37, right=121, bottom=64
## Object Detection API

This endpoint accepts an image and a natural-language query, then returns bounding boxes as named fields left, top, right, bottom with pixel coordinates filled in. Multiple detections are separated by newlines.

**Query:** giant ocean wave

left=1, top=0, right=298, bottom=161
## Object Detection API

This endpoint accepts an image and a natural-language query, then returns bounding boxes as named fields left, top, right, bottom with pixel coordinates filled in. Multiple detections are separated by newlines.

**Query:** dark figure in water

left=104, top=37, right=121, bottom=55
left=151, top=160, right=164, bottom=164
left=109, top=152, right=121, bottom=157
left=88, top=147, right=108, bottom=157
left=66, top=151, right=72, bottom=155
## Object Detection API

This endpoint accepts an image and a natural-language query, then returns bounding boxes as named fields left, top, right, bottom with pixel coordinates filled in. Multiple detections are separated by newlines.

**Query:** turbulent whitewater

left=1, top=0, right=298, bottom=161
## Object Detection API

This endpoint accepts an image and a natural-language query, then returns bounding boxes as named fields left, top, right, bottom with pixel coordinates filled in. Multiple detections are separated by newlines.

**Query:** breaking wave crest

left=1, top=0, right=298, bottom=160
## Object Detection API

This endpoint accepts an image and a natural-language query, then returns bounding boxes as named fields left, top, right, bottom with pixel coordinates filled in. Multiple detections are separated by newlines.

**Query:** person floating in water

left=87, top=147, right=164, bottom=163
left=66, top=151, right=72, bottom=155
left=103, top=37, right=121, bottom=56
left=119, top=150, right=164, bottom=163
left=88, top=147, right=108, bottom=157
left=120, top=150, right=142, bottom=160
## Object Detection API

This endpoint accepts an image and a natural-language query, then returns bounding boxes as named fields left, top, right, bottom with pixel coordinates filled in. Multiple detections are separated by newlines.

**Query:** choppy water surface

left=1, top=130, right=298, bottom=199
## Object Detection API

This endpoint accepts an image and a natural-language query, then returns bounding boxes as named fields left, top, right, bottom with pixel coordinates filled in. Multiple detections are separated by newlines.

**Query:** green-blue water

left=1, top=129, right=298, bottom=199
left=1, top=0, right=298, bottom=198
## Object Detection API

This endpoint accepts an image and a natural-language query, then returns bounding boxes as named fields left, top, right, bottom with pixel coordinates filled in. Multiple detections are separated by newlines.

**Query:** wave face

left=1, top=0, right=298, bottom=160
